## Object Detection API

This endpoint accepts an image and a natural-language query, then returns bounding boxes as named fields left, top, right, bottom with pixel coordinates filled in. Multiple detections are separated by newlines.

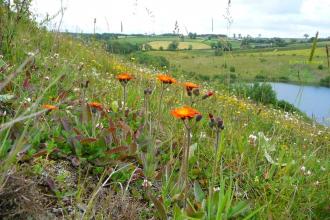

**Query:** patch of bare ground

left=0, top=160, right=148, bottom=219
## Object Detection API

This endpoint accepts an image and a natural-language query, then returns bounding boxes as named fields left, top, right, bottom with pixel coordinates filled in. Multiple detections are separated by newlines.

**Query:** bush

left=320, top=76, right=330, bottom=87
left=132, top=52, right=169, bottom=69
left=159, top=46, right=164, bottom=51
left=229, top=66, right=235, bottom=72
left=214, top=49, right=223, bottom=56
left=212, top=74, right=225, bottom=81
left=318, top=64, right=324, bottom=70
left=231, top=83, right=303, bottom=114
left=167, top=41, right=179, bottom=51
left=278, top=76, right=289, bottom=82
left=144, top=44, right=152, bottom=51
left=196, top=74, right=210, bottom=81
left=276, top=100, right=301, bottom=114
left=255, top=75, right=267, bottom=81
left=188, top=45, right=193, bottom=50
left=248, top=83, right=277, bottom=105
left=107, top=41, right=140, bottom=54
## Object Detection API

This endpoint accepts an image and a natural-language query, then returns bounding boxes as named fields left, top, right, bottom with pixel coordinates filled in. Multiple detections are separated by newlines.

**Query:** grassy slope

left=1, top=17, right=330, bottom=219
left=147, top=47, right=329, bottom=84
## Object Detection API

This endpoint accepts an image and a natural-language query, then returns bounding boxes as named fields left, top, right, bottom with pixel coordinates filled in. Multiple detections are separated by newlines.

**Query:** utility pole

left=211, top=18, right=214, bottom=33
left=93, top=18, right=96, bottom=35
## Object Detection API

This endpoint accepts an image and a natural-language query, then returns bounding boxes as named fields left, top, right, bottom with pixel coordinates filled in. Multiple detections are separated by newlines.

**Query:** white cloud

left=31, top=0, right=330, bottom=37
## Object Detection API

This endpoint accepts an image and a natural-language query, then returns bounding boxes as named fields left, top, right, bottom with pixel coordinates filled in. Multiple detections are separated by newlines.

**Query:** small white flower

left=213, top=187, right=220, bottom=192
left=300, top=166, right=306, bottom=172
left=142, top=179, right=152, bottom=188
left=27, top=52, right=35, bottom=56
left=96, top=123, right=104, bottom=129
left=306, top=170, right=312, bottom=176
left=314, top=181, right=320, bottom=186
left=25, top=97, right=31, bottom=103
left=248, top=134, right=257, bottom=146
left=44, top=76, right=50, bottom=80
left=320, top=166, right=326, bottom=171
left=200, top=132, right=206, bottom=138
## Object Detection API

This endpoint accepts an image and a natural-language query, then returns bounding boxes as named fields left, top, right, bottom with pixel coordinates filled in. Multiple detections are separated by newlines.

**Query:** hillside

left=0, top=4, right=330, bottom=219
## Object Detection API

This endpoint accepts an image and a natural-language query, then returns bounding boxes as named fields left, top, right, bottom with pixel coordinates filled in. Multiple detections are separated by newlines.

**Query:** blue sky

left=31, top=0, right=330, bottom=38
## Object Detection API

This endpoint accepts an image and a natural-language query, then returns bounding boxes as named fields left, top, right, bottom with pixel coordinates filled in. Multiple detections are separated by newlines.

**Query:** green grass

left=0, top=4, right=330, bottom=219
left=147, top=47, right=329, bottom=84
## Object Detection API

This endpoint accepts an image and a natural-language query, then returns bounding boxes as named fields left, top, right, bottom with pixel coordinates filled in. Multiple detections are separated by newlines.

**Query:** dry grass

left=148, top=40, right=210, bottom=50
left=0, top=170, right=50, bottom=219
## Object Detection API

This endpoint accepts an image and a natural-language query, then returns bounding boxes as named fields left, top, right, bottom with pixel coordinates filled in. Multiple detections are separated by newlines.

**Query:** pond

left=270, top=82, right=330, bottom=126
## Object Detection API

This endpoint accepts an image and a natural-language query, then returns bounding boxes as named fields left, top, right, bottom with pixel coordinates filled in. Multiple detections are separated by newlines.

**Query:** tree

left=240, top=38, right=250, bottom=48
left=304, top=34, right=309, bottom=40
left=188, top=32, right=197, bottom=39
left=167, top=40, right=179, bottom=51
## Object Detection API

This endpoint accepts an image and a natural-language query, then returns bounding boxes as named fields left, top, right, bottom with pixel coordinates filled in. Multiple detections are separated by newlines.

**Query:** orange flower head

left=157, top=74, right=176, bottom=84
left=184, top=82, right=199, bottom=91
left=42, top=104, right=58, bottom=111
left=171, top=106, right=201, bottom=120
left=88, top=102, right=103, bottom=111
left=116, top=73, right=133, bottom=83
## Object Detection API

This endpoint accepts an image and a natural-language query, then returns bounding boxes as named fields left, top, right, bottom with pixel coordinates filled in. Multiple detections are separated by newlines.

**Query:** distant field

left=147, top=47, right=329, bottom=84
left=148, top=40, right=211, bottom=50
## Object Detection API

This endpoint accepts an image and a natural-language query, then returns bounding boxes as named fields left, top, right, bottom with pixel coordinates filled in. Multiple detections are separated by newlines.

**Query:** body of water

left=270, top=82, right=330, bottom=126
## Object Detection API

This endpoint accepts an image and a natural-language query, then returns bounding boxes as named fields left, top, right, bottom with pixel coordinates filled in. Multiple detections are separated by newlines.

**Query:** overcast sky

left=31, top=0, right=330, bottom=38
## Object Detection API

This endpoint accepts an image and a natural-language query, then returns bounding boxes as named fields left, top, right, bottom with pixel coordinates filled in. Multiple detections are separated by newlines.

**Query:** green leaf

left=0, top=59, right=6, bottom=68
left=228, top=201, right=249, bottom=218
left=194, top=181, right=205, bottom=203
left=111, top=100, right=119, bottom=112
left=148, top=192, right=167, bottom=220
left=242, top=205, right=267, bottom=220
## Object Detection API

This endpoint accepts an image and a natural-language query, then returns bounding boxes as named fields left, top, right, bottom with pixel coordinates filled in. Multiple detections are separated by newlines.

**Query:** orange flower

left=116, top=73, right=133, bottom=82
left=88, top=102, right=103, bottom=110
left=42, top=104, right=58, bottom=111
left=184, top=82, right=199, bottom=90
left=171, top=106, right=201, bottom=120
left=157, top=74, right=176, bottom=84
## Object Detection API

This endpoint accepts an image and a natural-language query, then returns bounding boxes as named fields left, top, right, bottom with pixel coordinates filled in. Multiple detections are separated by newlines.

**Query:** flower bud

left=216, top=117, right=224, bottom=129
left=195, top=114, right=203, bottom=122
left=202, top=91, right=214, bottom=99
left=193, top=89, right=200, bottom=96
left=144, top=88, right=152, bottom=95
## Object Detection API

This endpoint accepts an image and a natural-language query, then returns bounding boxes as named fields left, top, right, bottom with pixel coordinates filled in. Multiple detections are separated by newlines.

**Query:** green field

left=147, top=47, right=329, bottom=84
